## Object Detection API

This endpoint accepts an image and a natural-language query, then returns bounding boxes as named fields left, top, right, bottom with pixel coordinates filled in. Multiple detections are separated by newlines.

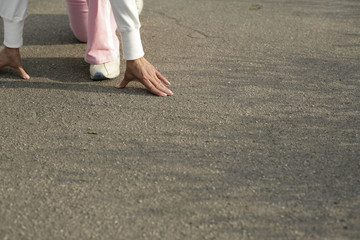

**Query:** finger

left=16, top=66, right=30, bottom=79
left=142, top=79, right=168, bottom=97
left=156, top=71, right=170, bottom=85
left=152, top=77, right=173, bottom=96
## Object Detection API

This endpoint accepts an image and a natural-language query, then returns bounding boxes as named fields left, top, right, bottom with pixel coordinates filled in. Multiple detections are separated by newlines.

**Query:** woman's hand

left=116, top=57, right=173, bottom=97
left=0, top=47, right=30, bottom=79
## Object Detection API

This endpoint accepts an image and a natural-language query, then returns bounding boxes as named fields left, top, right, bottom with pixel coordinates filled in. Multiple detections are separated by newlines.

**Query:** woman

left=0, top=0, right=173, bottom=97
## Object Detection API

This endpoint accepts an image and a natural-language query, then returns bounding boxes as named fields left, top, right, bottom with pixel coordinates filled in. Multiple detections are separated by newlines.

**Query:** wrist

left=126, top=57, right=144, bottom=66
left=126, top=57, right=144, bottom=62
left=4, top=47, right=20, bottom=55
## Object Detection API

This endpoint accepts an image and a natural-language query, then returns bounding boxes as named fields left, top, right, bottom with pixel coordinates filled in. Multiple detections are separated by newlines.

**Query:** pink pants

left=66, top=0, right=120, bottom=64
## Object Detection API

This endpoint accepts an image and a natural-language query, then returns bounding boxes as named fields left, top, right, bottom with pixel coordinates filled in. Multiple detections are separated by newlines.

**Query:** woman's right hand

left=0, top=47, right=30, bottom=79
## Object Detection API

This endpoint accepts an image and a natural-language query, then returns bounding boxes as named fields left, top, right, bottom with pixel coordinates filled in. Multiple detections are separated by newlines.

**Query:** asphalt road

left=1, top=0, right=359, bottom=239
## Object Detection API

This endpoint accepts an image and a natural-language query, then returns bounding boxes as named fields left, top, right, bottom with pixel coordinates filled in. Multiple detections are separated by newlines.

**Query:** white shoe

left=90, top=58, right=120, bottom=80
left=136, top=0, right=143, bottom=14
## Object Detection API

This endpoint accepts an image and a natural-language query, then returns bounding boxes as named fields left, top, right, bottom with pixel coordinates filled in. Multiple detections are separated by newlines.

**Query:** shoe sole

left=91, top=71, right=120, bottom=81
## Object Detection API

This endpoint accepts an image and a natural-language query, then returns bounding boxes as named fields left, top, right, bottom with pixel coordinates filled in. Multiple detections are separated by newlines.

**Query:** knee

left=70, top=25, right=87, bottom=43
left=74, top=33, right=87, bottom=43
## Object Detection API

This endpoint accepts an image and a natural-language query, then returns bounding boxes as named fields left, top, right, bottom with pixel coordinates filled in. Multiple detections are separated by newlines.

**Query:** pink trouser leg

left=65, top=0, right=120, bottom=64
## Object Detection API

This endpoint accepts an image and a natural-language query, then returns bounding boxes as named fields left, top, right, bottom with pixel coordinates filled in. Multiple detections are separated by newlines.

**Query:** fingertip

left=20, top=74, right=30, bottom=80
left=156, top=71, right=170, bottom=85
left=17, top=67, right=30, bottom=79
left=161, top=76, right=170, bottom=85
left=21, top=73, right=30, bottom=80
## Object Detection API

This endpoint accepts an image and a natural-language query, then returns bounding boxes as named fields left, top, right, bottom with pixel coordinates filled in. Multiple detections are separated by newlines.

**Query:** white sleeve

left=109, top=0, right=144, bottom=60
left=0, top=0, right=29, bottom=48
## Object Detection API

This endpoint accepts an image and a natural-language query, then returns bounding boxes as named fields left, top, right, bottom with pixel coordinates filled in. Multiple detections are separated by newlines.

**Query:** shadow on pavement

left=1, top=14, right=78, bottom=45
left=23, top=14, right=78, bottom=45
left=21, top=57, right=89, bottom=82
left=0, top=56, right=153, bottom=96
left=0, top=57, right=151, bottom=96
left=0, top=76, right=151, bottom=96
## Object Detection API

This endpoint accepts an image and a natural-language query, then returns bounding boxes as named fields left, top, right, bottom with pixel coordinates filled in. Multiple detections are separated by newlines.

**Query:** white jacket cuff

left=3, top=18, right=24, bottom=48
left=121, top=29, right=144, bottom=60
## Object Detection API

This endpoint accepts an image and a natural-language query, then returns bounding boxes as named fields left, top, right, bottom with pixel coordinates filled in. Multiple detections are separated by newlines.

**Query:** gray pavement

left=1, top=0, right=359, bottom=239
